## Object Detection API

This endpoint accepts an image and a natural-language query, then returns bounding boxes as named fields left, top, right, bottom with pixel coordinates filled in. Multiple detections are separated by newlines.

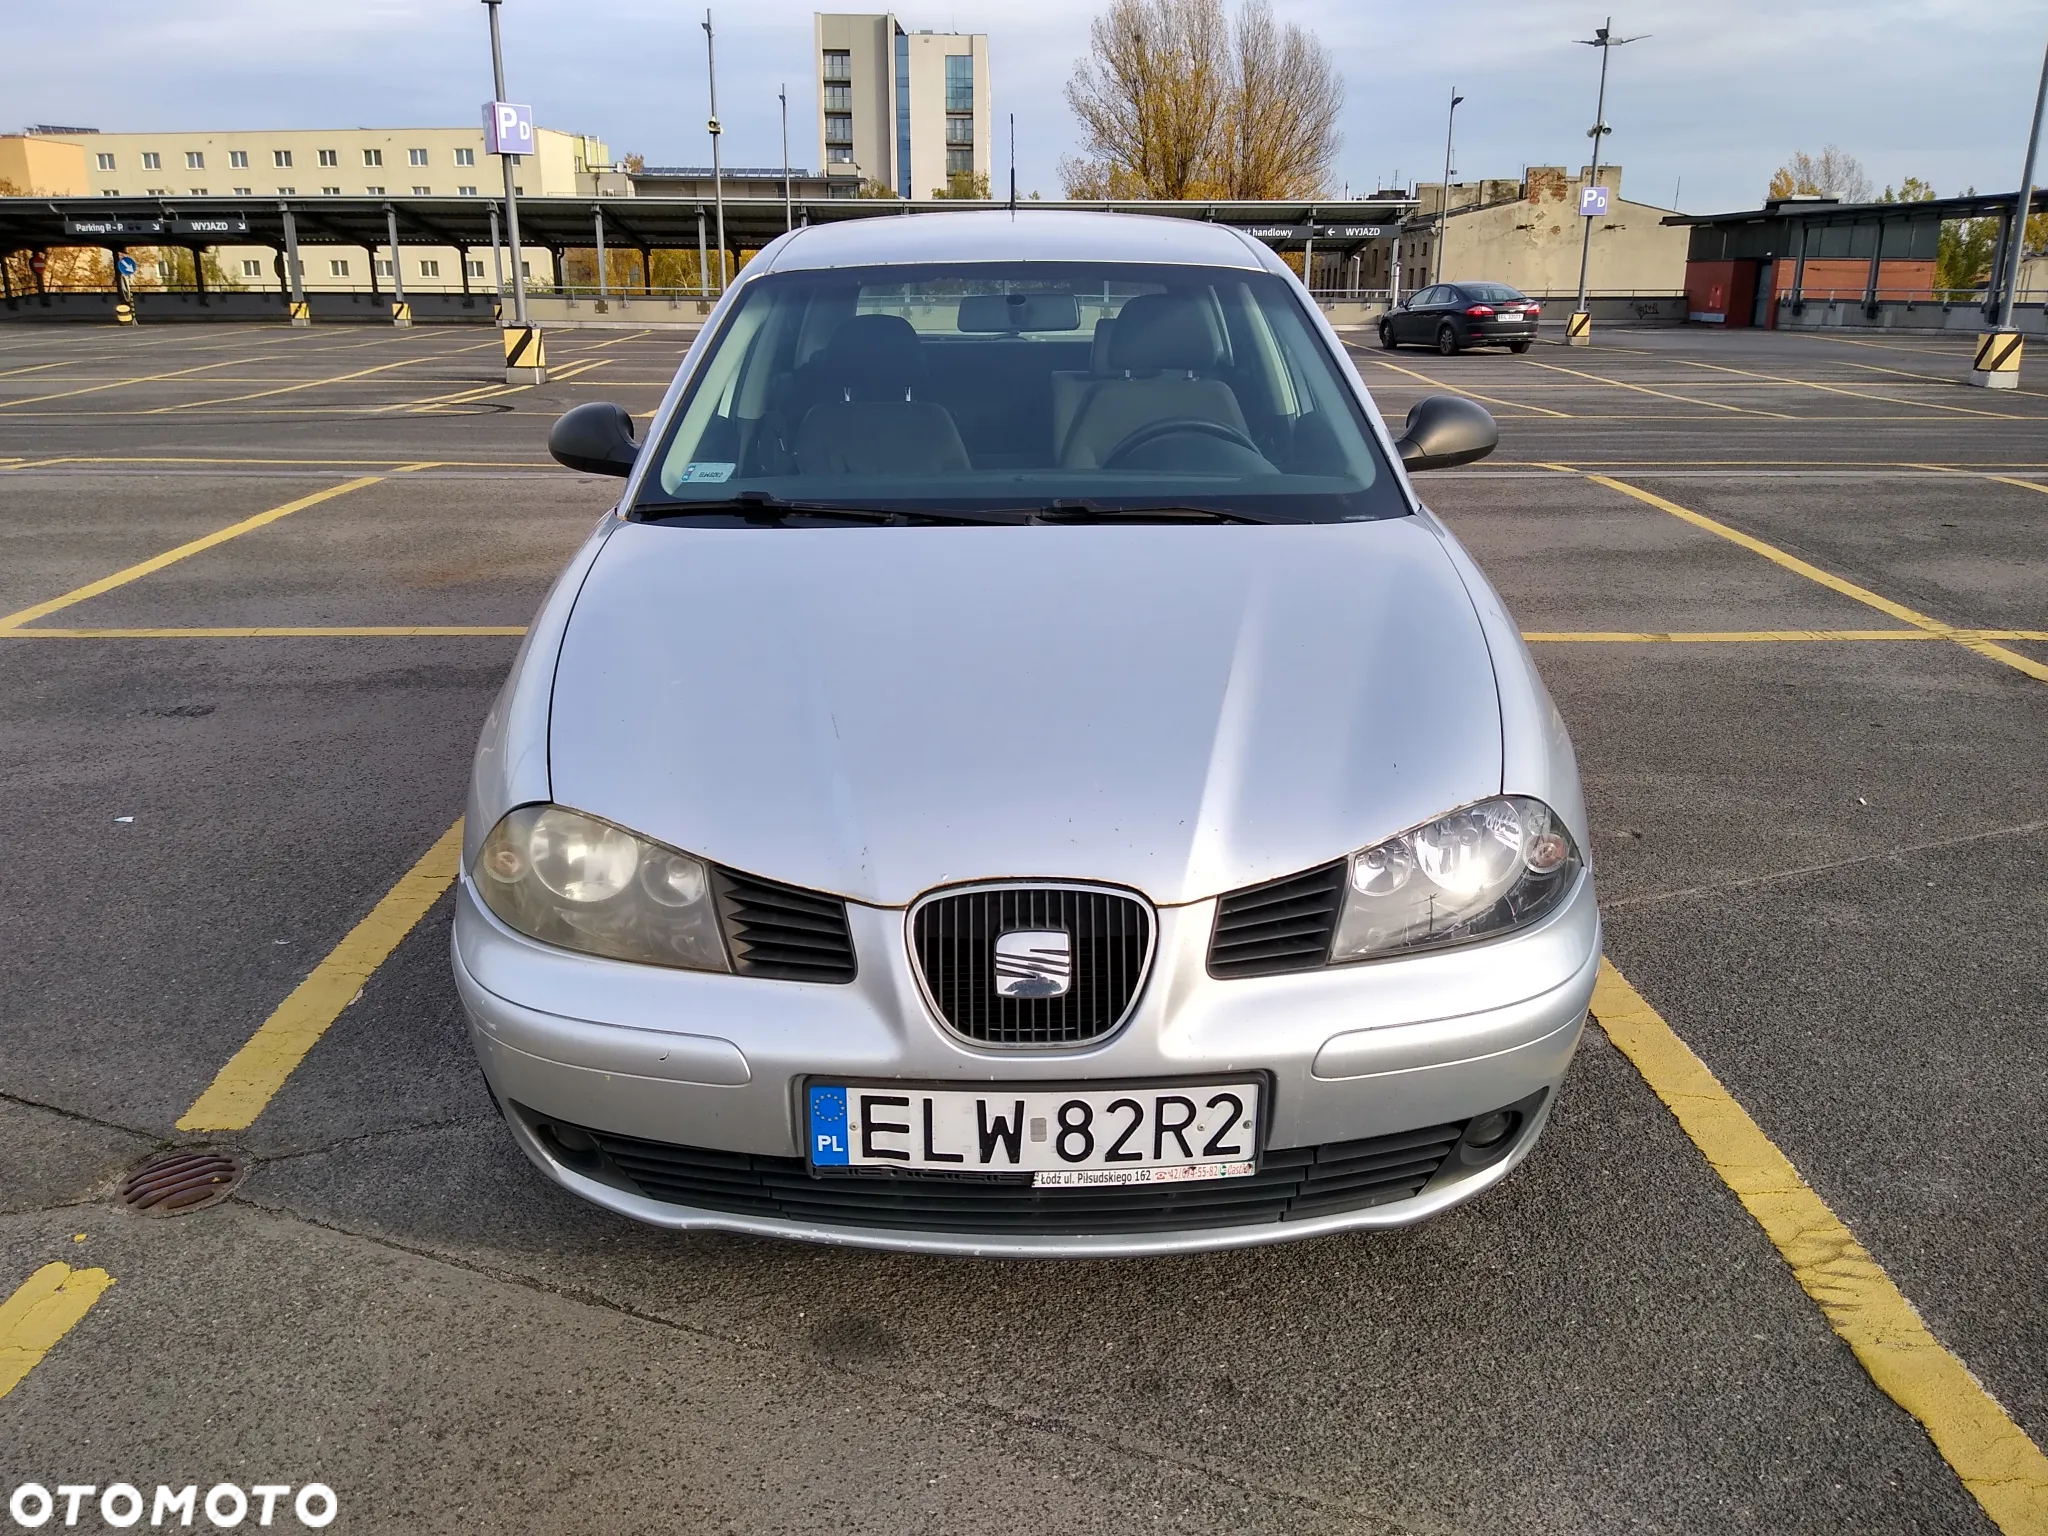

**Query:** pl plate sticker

left=677, top=461, right=736, bottom=483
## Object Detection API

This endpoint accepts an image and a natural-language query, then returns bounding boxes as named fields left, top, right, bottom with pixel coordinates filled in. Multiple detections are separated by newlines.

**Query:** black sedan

left=1380, top=283, right=1541, bottom=355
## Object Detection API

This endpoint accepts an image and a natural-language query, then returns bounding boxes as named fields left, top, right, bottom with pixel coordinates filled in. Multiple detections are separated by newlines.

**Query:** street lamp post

left=703, top=9, right=728, bottom=292
left=1569, top=17, right=1643, bottom=347
left=1974, top=28, right=2048, bottom=389
left=483, top=0, right=528, bottom=330
left=1436, top=89, right=1463, bottom=286
left=780, top=83, right=792, bottom=233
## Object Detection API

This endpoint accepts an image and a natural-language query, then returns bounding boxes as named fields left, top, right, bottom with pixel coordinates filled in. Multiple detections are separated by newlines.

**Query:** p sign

left=1579, top=185, right=1611, bottom=218
left=484, top=100, right=535, bottom=157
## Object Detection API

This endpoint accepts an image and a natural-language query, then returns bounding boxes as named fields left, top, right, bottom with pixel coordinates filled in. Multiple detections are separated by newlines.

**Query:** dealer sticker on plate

left=807, top=1082, right=1260, bottom=1187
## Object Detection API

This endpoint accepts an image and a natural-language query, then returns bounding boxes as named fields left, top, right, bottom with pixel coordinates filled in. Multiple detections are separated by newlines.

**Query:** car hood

left=548, top=517, right=1503, bottom=907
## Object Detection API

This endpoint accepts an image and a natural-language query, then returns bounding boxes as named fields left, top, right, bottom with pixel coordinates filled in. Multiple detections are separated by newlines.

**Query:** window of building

left=408, top=148, right=428, bottom=166
left=894, top=31, right=912, bottom=197
left=330, top=259, right=350, bottom=277
left=514, top=184, right=524, bottom=195
left=454, top=147, right=476, bottom=166
left=277, top=185, right=296, bottom=194
left=146, top=187, right=167, bottom=195
left=318, top=149, right=338, bottom=167
left=822, top=49, right=850, bottom=82
left=322, top=186, right=341, bottom=195
left=945, top=147, right=973, bottom=176
left=827, top=181, right=856, bottom=199
left=945, top=54, right=974, bottom=112
left=419, top=258, right=441, bottom=277
left=233, top=186, right=251, bottom=194
left=365, top=185, right=384, bottom=194
left=412, top=185, right=430, bottom=195
left=274, top=150, right=292, bottom=167
left=101, top=188, right=118, bottom=197
left=465, top=259, right=486, bottom=277
left=189, top=187, right=207, bottom=195
left=141, top=151, right=161, bottom=169
left=457, top=185, right=478, bottom=196
left=229, top=149, right=248, bottom=168
left=375, top=259, right=394, bottom=277
left=363, top=148, right=383, bottom=167
left=945, top=115, right=973, bottom=146
left=520, top=260, right=531, bottom=277
left=185, top=151, right=204, bottom=169
left=824, top=114, right=853, bottom=145
left=95, top=152, right=115, bottom=170
left=156, top=260, right=171, bottom=278
left=827, top=144, right=854, bottom=165
left=823, top=83, right=851, bottom=112
left=240, top=259, right=263, bottom=277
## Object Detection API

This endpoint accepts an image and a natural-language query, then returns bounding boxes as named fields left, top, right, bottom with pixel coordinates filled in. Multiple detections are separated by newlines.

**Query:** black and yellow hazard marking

left=1973, top=330, right=2023, bottom=375
left=502, top=325, right=546, bottom=369
left=1566, top=311, right=1592, bottom=340
left=390, top=301, right=413, bottom=326
left=287, top=301, right=310, bottom=324
left=113, top=302, right=135, bottom=327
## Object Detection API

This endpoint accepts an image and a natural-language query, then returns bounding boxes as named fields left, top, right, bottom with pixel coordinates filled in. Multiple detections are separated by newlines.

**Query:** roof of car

left=761, top=209, right=1271, bottom=273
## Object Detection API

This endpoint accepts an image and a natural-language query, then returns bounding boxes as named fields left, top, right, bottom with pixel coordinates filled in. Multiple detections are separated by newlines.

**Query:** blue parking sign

left=1579, top=185, right=1611, bottom=217
left=483, top=100, right=535, bottom=157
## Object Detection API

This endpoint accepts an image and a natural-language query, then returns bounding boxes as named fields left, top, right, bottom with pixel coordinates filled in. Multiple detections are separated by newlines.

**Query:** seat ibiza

left=455, top=210, right=1599, bottom=1256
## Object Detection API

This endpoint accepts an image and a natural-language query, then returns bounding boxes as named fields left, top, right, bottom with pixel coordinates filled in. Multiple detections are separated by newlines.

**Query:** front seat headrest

left=1105, top=293, right=1225, bottom=375
left=818, top=313, right=927, bottom=401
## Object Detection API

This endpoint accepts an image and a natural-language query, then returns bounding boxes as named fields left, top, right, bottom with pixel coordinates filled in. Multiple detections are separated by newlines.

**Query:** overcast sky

left=5, top=0, right=2042, bottom=213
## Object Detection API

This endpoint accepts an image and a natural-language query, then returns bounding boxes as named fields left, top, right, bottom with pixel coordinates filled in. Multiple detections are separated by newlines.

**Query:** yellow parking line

left=0, top=477, right=386, bottom=631
left=1362, top=357, right=1571, bottom=417
left=1594, top=962, right=2048, bottom=1535
left=0, top=625, right=527, bottom=638
left=1519, top=357, right=1795, bottom=418
left=144, top=347, right=487, bottom=413
left=1912, top=464, right=2048, bottom=498
left=0, top=1263, right=115, bottom=1400
left=0, top=355, right=267, bottom=410
left=1667, top=357, right=2020, bottom=419
left=178, top=820, right=464, bottom=1132
left=1524, top=629, right=1943, bottom=643
left=1578, top=474, right=2048, bottom=684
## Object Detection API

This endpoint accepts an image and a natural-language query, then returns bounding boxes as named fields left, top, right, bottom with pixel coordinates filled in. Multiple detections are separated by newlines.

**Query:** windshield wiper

left=1028, top=498, right=1285, bottom=525
left=637, top=491, right=1027, bottom=526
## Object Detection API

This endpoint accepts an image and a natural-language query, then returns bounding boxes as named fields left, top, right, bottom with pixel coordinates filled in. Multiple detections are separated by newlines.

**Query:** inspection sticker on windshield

left=805, top=1081, right=1260, bottom=1182
left=676, top=461, right=735, bottom=483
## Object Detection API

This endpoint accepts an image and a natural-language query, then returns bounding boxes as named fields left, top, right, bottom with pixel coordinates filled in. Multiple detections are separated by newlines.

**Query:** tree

left=855, top=177, right=898, bottom=200
left=0, top=177, right=112, bottom=292
left=621, top=152, right=646, bottom=173
left=931, top=171, right=991, bottom=199
left=1766, top=146, right=1872, bottom=203
left=1060, top=0, right=1340, bottom=200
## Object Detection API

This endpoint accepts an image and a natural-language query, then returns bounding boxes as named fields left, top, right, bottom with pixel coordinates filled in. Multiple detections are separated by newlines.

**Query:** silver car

left=455, top=210, right=1599, bottom=1257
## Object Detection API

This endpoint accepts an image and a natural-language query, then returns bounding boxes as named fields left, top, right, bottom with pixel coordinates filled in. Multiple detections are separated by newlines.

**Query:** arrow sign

left=116, top=255, right=138, bottom=276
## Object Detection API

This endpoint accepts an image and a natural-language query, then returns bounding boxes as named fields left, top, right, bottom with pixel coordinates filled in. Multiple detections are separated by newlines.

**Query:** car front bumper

left=452, top=874, right=1600, bottom=1257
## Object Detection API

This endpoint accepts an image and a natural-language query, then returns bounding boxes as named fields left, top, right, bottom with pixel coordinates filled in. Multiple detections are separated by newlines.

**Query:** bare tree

left=1215, top=0, right=1343, bottom=198
left=1063, top=0, right=1231, bottom=199
left=1766, top=145, right=1873, bottom=203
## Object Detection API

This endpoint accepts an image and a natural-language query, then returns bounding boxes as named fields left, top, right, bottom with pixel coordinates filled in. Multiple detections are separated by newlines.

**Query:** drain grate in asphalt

left=117, top=1148, right=245, bottom=1215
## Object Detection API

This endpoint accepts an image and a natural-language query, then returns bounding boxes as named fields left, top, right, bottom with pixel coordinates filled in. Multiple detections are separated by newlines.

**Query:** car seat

left=793, top=314, right=972, bottom=476
left=1057, top=294, right=1249, bottom=469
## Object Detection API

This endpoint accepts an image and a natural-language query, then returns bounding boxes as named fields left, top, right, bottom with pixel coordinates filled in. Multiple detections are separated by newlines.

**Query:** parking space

left=1, top=320, right=2043, bottom=1532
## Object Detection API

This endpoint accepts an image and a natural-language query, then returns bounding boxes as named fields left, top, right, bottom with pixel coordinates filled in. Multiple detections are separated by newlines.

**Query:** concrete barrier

left=1771, top=296, right=2046, bottom=337
left=525, top=293, right=717, bottom=328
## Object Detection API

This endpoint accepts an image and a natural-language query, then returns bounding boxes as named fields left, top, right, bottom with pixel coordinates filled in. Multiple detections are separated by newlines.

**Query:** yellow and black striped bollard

left=1566, top=310, right=1592, bottom=346
left=1970, top=329, right=2022, bottom=391
left=391, top=300, right=413, bottom=329
left=503, top=324, right=548, bottom=384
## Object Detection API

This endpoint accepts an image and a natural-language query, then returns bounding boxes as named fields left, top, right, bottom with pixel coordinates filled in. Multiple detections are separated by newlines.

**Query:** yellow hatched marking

left=1362, top=356, right=1571, bottom=417
left=143, top=345, right=491, bottom=413
left=1519, top=357, right=1795, bottom=418
left=0, top=477, right=385, bottom=631
left=178, top=821, right=465, bottom=1131
left=1666, top=357, right=2020, bottom=419
left=0, top=1263, right=116, bottom=1400
left=1594, top=963, right=2048, bottom=1535
left=0, top=355, right=265, bottom=410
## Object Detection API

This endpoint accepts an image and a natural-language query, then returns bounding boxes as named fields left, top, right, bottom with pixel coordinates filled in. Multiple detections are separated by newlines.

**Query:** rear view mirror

left=549, top=401, right=640, bottom=477
left=957, top=292, right=1082, bottom=333
left=1394, top=394, right=1498, bottom=472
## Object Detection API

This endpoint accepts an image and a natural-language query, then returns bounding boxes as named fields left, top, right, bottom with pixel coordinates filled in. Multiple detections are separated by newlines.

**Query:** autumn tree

left=0, top=177, right=112, bottom=292
left=1766, top=145, right=1872, bottom=203
left=1061, top=0, right=1341, bottom=200
left=932, top=170, right=992, bottom=199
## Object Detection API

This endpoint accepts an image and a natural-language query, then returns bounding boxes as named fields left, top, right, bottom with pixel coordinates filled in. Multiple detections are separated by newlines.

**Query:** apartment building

left=814, top=14, right=991, bottom=199
left=11, top=125, right=609, bottom=291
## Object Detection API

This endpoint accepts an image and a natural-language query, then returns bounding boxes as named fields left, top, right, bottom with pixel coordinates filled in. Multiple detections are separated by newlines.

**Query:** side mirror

left=549, top=401, right=640, bottom=477
left=1394, top=394, right=1498, bottom=472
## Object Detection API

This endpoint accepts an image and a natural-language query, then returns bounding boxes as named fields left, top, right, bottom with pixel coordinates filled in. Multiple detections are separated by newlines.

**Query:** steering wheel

left=1099, top=416, right=1268, bottom=470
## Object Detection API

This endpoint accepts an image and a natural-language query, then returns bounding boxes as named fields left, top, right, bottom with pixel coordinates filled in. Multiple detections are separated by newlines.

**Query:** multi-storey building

left=813, top=14, right=991, bottom=200
left=8, top=125, right=609, bottom=291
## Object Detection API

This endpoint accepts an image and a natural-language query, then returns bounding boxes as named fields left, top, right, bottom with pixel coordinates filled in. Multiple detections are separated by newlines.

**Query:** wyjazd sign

left=1241, top=223, right=1385, bottom=242
left=484, top=100, right=535, bottom=157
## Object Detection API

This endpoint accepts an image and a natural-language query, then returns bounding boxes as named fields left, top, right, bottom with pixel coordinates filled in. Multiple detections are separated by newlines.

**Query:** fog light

left=541, top=1121, right=598, bottom=1156
left=1465, top=1110, right=1516, bottom=1150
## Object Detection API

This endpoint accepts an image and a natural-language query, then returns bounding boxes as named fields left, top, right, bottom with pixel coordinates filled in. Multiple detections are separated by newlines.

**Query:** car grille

left=911, top=885, right=1152, bottom=1047
left=713, top=867, right=857, bottom=983
left=537, top=1115, right=1467, bottom=1235
left=1208, top=861, right=1346, bottom=977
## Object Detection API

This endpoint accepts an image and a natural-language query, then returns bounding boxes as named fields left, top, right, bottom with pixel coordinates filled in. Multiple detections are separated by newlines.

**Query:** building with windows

left=9, top=125, right=609, bottom=290
left=813, top=14, right=991, bottom=199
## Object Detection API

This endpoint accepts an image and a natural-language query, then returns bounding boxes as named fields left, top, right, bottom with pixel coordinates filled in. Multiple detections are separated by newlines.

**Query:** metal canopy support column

left=488, top=204, right=505, bottom=313
left=1863, top=222, right=1884, bottom=315
left=640, top=247, right=653, bottom=294
left=192, top=246, right=207, bottom=299
left=594, top=204, right=608, bottom=298
left=281, top=205, right=308, bottom=325
left=696, top=206, right=708, bottom=297
left=385, top=204, right=411, bottom=325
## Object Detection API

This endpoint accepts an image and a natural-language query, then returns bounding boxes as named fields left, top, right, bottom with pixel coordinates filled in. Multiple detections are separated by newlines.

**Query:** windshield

left=634, top=261, right=1406, bottom=524
left=1460, top=283, right=1527, bottom=303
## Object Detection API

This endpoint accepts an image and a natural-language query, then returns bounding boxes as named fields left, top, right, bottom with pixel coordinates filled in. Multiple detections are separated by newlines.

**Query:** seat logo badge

left=993, top=930, right=1073, bottom=999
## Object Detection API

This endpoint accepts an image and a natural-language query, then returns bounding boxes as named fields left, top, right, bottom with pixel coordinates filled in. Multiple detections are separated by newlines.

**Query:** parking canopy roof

left=0, top=194, right=1418, bottom=255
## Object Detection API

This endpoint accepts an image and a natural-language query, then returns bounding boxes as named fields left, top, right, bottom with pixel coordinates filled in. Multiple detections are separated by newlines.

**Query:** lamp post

left=703, top=9, right=728, bottom=292
left=483, top=0, right=528, bottom=329
left=1974, top=27, right=2048, bottom=389
left=1436, top=89, right=1463, bottom=286
left=780, top=83, right=792, bottom=233
left=1569, top=17, right=1644, bottom=346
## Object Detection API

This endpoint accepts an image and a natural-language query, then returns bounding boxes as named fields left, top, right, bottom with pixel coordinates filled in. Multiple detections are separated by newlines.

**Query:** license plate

left=807, top=1081, right=1261, bottom=1186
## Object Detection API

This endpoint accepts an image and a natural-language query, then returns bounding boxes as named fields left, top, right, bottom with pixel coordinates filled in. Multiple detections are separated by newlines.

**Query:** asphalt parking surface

left=1, top=317, right=2043, bottom=1533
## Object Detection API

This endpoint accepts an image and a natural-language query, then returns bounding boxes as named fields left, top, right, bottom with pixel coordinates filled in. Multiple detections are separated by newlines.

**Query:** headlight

left=1329, top=796, right=1580, bottom=963
left=473, top=805, right=729, bottom=972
